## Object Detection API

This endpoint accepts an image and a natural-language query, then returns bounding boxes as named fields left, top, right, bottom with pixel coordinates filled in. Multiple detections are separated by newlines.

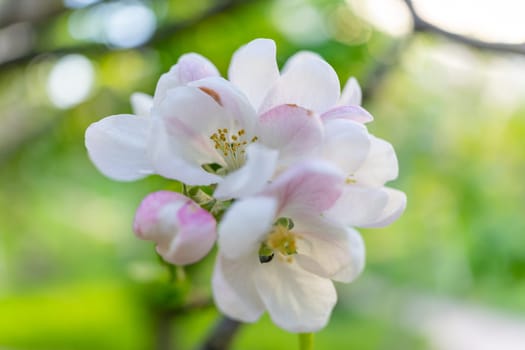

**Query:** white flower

left=152, top=76, right=328, bottom=199
left=84, top=53, right=220, bottom=181
left=133, top=191, right=216, bottom=265
left=212, top=162, right=365, bottom=333
left=228, top=38, right=372, bottom=123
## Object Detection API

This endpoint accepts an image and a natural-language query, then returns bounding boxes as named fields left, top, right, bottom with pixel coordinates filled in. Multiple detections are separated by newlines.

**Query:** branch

left=197, top=316, right=242, bottom=350
left=402, top=0, right=525, bottom=55
left=0, top=0, right=256, bottom=69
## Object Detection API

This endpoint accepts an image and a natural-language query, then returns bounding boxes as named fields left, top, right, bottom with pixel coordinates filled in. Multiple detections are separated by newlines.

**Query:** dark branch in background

left=0, top=0, right=256, bottom=69
left=402, top=0, right=525, bottom=55
left=197, top=316, right=242, bottom=350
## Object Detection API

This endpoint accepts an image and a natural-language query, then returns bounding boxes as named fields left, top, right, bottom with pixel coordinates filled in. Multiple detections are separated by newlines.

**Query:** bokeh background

left=1, top=0, right=525, bottom=349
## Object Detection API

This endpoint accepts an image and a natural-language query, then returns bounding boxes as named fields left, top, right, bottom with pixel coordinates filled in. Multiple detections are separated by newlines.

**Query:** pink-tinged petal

left=339, top=77, right=362, bottom=106
left=321, top=105, right=373, bottom=124
left=329, top=228, right=366, bottom=283
left=214, top=144, right=278, bottom=200
left=161, top=199, right=216, bottom=265
left=322, top=119, right=371, bottom=175
left=85, top=114, right=153, bottom=181
left=294, top=218, right=359, bottom=280
left=158, top=86, right=229, bottom=164
left=218, top=196, right=278, bottom=259
left=177, top=53, right=220, bottom=85
left=153, top=53, right=219, bottom=105
left=212, top=254, right=265, bottom=322
left=130, top=92, right=153, bottom=118
left=361, top=188, right=406, bottom=228
left=258, top=104, right=323, bottom=165
left=263, top=161, right=345, bottom=217
left=354, top=135, right=399, bottom=186
left=228, top=38, right=280, bottom=110
left=325, top=185, right=389, bottom=227
left=260, top=51, right=340, bottom=114
left=133, top=191, right=216, bottom=265
left=189, top=77, right=258, bottom=136
left=149, top=118, right=222, bottom=185
left=134, top=191, right=185, bottom=242
left=254, top=260, right=337, bottom=333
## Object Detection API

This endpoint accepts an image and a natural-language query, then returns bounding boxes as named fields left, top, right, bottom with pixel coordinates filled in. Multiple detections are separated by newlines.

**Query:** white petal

left=361, top=188, right=406, bottom=228
left=339, top=77, right=362, bottom=106
left=85, top=114, right=153, bottom=181
left=228, top=38, right=279, bottom=110
left=258, top=104, right=323, bottom=165
left=322, top=119, right=371, bottom=175
left=329, top=228, right=366, bottom=283
left=130, top=92, right=153, bottom=117
left=325, top=185, right=389, bottom=227
left=149, top=119, right=222, bottom=185
left=293, top=218, right=359, bottom=280
left=212, top=254, right=265, bottom=322
left=263, top=161, right=345, bottom=217
left=354, top=135, right=399, bottom=186
left=218, top=196, right=278, bottom=259
left=260, top=51, right=340, bottom=114
left=158, top=86, right=229, bottom=164
left=189, top=77, right=258, bottom=136
left=254, top=260, right=337, bottom=333
left=214, top=143, right=278, bottom=200
left=176, top=53, right=220, bottom=85
left=153, top=53, right=219, bottom=105
left=321, top=105, right=373, bottom=124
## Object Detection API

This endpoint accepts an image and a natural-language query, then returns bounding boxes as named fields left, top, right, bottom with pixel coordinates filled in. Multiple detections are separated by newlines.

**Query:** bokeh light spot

left=46, top=54, right=95, bottom=109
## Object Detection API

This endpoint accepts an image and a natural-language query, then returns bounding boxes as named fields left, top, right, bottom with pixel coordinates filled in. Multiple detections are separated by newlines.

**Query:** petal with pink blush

left=321, top=105, right=373, bottom=124
left=258, top=104, right=323, bottom=165
left=149, top=118, right=222, bottom=185
left=263, top=161, right=345, bottom=217
left=153, top=53, right=219, bottom=105
left=228, top=38, right=279, bottom=110
left=260, top=51, right=340, bottom=114
left=339, top=77, right=362, bottom=106
left=189, top=77, right=258, bottom=136
left=133, top=191, right=216, bottom=265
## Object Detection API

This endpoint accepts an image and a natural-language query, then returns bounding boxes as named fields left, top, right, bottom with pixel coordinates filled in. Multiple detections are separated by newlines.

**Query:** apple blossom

left=133, top=190, right=216, bottom=265
left=212, top=162, right=365, bottom=333
left=85, top=53, right=219, bottom=182
left=228, top=38, right=373, bottom=124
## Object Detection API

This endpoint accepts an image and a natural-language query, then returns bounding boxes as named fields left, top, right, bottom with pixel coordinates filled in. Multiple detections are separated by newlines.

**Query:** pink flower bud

left=133, top=191, right=216, bottom=265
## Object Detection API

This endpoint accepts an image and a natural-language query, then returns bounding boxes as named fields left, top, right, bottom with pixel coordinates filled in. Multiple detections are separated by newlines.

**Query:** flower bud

left=133, top=191, right=216, bottom=265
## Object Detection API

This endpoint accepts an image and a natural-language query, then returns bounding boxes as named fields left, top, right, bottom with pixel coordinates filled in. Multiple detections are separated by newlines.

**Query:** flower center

left=209, top=128, right=258, bottom=172
left=258, top=218, right=298, bottom=264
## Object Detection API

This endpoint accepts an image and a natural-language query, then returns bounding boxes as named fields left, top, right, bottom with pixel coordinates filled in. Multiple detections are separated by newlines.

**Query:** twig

left=402, top=0, right=525, bottom=55
left=197, top=316, right=242, bottom=350
left=0, top=0, right=255, bottom=69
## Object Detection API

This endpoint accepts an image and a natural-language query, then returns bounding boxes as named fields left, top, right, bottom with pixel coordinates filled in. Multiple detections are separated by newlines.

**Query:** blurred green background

left=1, top=0, right=525, bottom=349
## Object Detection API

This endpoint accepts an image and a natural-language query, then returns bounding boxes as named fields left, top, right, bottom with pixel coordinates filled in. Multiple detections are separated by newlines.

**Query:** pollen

left=209, top=128, right=258, bottom=172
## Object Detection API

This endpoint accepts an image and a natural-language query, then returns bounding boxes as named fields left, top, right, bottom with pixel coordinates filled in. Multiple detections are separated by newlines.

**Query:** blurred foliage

left=1, top=0, right=525, bottom=349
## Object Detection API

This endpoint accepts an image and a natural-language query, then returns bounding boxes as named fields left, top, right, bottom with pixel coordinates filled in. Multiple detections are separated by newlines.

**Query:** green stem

left=298, top=333, right=314, bottom=350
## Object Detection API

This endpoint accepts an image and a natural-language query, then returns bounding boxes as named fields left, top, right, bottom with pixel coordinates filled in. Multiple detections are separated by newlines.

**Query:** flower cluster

left=85, top=39, right=406, bottom=333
